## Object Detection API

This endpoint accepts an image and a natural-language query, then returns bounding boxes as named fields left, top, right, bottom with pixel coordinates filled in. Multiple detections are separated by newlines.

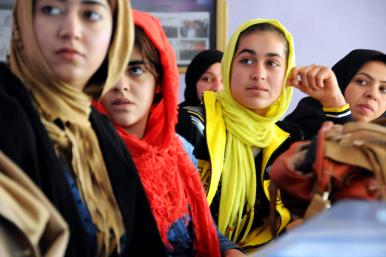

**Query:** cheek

left=343, top=85, right=357, bottom=105
left=89, top=25, right=113, bottom=58
left=32, top=19, right=47, bottom=54
left=379, top=99, right=386, bottom=114
left=271, top=74, right=285, bottom=98
left=196, top=82, right=208, bottom=94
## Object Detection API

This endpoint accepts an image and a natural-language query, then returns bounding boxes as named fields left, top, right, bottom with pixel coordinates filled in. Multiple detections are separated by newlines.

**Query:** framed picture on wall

left=0, top=8, right=13, bottom=62
left=131, top=0, right=227, bottom=73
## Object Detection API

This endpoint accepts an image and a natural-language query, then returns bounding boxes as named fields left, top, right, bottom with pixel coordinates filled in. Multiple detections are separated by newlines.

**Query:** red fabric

left=270, top=124, right=381, bottom=217
left=95, top=10, right=220, bottom=257
left=313, top=126, right=381, bottom=201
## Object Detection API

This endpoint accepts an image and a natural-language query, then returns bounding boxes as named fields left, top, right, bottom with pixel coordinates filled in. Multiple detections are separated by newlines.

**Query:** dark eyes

left=39, top=5, right=103, bottom=21
left=354, top=79, right=368, bottom=86
left=239, top=57, right=280, bottom=68
left=128, top=66, right=145, bottom=76
left=41, top=6, right=62, bottom=16
left=380, top=85, right=386, bottom=94
left=354, top=78, right=386, bottom=94
left=83, top=11, right=102, bottom=21
left=200, top=75, right=215, bottom=82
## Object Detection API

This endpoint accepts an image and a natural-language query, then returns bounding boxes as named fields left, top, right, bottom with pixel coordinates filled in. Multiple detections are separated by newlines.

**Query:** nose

left=364, top=85, right=379, bottom=100
left=114, top=77, right=130, bottom=94
left=211, top=76, right=223, bottom=91
left=251, top=62, right=266, bottom=80
left=58, top=11, right=82, bottom=40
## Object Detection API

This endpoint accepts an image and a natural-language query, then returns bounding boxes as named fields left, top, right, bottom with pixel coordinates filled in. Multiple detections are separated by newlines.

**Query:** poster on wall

left=0, top=9, right=12, bottom=62
left=151, top=11, right=210, bottom=66
left=131, top=0, right=217, bottom=70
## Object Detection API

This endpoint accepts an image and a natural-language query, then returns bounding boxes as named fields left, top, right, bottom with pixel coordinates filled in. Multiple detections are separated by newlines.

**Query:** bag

left=269, top=121, right=386, bottom=222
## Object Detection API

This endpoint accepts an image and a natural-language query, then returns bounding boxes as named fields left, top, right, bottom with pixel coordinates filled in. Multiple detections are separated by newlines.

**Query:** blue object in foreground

left=250, top=200, right=386, bottom=257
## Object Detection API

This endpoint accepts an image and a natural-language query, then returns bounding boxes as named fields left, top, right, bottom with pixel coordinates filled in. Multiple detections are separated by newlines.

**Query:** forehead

left=357, top=60, right=386, bottom=74
left=130, top=47, right=143, bottom=60
left=34, top=0, right=111, bottom=6
left=204, top=62, right=221, bottom=74
left=236, top=30, right=286, bottom=56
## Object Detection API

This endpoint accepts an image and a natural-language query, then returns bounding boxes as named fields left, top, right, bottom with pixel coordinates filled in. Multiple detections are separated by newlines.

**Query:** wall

left=1, top=0, right=385, bottom=115
left=179, top=0, right=386, bottom=115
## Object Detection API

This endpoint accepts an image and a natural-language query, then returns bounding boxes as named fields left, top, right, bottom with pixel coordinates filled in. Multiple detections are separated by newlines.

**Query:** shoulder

left=284, top=96, right=323, bottom=122
left=90, top=108, right=127, bottom=153
left=176, top=104, right=206, bottom=147
left=179, top=104, right=206, bottom=123
left=276, top=120, right=304, bottom=142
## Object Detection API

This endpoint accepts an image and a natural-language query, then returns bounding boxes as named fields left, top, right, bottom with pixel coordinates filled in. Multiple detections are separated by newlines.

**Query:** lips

left=111, top=98, right=133, bottom=106
left=356, top=103, right=374, bottom=114
left=55, top=48, right=83, bottom=60
left=246, top=85, right=268, bottom=93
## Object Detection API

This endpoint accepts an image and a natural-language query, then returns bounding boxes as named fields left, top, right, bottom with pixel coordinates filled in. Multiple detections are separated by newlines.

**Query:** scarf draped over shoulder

left=212, top=18, right=295, bottom=243
left=9, top=0, right=134, bottom=254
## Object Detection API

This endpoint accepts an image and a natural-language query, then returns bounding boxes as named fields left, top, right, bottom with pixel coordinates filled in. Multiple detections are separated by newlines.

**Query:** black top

left=0, top=63, right=167, bottom=257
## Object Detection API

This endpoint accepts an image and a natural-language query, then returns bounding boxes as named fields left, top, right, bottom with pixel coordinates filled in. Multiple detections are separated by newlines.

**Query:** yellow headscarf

left=9, top=0, right=133, bottom=255
left=215, top=18, right=295, bottom=242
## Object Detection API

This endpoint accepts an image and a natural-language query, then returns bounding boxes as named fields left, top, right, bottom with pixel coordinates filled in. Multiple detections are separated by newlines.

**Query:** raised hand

left=287, top=64, right=347, bottom=108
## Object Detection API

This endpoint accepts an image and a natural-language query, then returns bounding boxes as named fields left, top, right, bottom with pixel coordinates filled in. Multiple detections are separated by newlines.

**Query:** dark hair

left=235, top=23, right=289, bottom=60
left=332, top=49, right=386, bottom=93
left=183, top=49, right=223, bottom=106
left=134, top=26, right=163, bottom=85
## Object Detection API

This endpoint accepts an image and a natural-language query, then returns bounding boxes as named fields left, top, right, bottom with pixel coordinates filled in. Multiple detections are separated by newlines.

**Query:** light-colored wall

left=179, top=0, right=386, bottom=116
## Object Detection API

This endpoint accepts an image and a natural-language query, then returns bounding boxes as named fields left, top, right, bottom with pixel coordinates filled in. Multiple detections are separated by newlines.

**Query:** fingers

left=287, top=65, right=334, bottom=93
left=321, top=121, right=334, bottom=131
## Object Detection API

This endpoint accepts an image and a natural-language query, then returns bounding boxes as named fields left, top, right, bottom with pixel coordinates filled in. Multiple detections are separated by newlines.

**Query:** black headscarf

left=332, top=49, right=386, bottom=93
left=183, top=49, right=223, bottom=106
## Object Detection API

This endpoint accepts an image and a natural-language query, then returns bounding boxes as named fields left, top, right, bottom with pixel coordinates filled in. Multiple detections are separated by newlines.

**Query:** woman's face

left=230, top=30, right=287, bottom=116
left=196, top=62, right=223, bottom=101
left=101, top=47, right=158, bottom=138
left=344, top=60, right=386, bottom=122
left=33, top=0, right=113, bottom=90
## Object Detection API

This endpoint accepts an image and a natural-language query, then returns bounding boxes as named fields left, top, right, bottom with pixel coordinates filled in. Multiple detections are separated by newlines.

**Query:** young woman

left=176, top=19, right=303, bottom=249
left=97, top=10, right=244, bottom=257
left=285, top=49, right=386, bottom=140
left=180, top=49, right=224, bottom=107
left=0, top=1, right=166, bottom=256
left=177, top=49, right=223, bottom=148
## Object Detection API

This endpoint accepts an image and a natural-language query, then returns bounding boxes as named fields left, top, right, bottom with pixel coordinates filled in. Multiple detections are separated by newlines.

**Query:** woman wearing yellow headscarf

left=176, top=19, right=303, bottom=249
left=0, top=0, right=166, bottom=256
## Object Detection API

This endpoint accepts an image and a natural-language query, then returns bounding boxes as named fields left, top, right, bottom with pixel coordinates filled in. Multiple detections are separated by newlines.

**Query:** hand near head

left=287, top=65, right=347, bottom=108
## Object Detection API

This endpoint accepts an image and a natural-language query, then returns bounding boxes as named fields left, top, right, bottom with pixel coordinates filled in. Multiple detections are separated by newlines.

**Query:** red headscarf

left=95, top=10, right=220, bottom=257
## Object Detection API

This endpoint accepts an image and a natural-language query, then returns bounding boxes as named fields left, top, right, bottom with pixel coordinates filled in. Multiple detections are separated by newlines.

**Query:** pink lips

left=111, top=98, right=133, bottom=106
left=56, top=48, right=82, bottom=61
left=357, top=103, right=374, bottom=114
left=246, top=85, right=268, bottom=94
left=110, top=98, right=133, bottom=112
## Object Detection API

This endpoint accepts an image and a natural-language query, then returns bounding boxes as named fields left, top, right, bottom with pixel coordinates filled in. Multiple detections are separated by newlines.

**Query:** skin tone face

left=33, top=0, right=113, bottom=90
left=230, top=31, right=287, bottom=116
left=101, top=47, right=159, bottom=138
left=344, top=61, right=386, bottom=122
left=196, top=62, right=223, bottom=101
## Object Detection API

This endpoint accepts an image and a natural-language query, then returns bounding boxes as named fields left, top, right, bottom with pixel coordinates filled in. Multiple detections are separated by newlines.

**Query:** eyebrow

left=82, top=0, right=109, bottom=9
left=356, top=72, right=386, bottom=83
left=54, top=0, right=108, bottom=9
left=128, top=60, right=145, bottom=66
left=236, top=48, right=284, bottom=60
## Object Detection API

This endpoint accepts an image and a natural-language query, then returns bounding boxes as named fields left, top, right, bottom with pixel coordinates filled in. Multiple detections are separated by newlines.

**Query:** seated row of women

left=0, top=0, right=384, bottom=256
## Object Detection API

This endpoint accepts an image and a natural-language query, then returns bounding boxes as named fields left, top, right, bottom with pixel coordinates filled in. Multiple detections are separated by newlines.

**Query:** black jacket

left=0, top=63, right=167, bottom=257
left=284, top=97, right=352, bottom=140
